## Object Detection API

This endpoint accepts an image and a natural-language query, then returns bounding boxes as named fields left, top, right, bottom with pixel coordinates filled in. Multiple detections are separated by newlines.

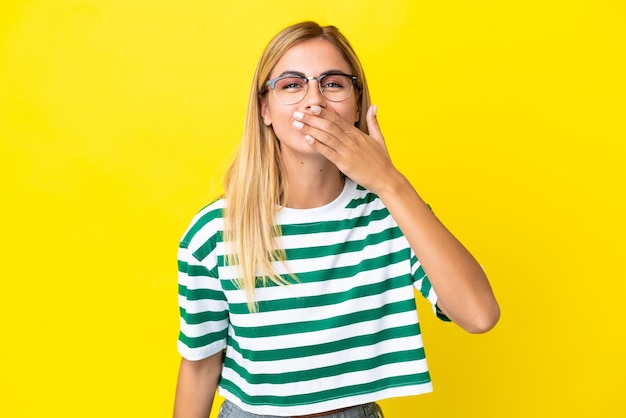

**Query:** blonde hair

left=223, top=21, right=372, bottom=311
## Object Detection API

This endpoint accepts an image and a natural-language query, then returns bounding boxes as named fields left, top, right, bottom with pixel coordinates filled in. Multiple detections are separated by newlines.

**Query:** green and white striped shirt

left=178, top=178, right=447, bottom=416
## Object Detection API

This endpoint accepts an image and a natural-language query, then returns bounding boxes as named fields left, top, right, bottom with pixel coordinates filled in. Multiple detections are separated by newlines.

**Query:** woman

left=174, top=21, right=499, bottom=418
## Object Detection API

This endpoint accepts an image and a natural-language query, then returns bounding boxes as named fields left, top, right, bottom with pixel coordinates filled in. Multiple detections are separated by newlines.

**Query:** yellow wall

left=1, top=1, right=624, bottom=417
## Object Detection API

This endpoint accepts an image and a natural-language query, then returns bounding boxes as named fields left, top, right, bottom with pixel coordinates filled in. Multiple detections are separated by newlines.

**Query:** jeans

left=217, top=400, right=384, bottom=418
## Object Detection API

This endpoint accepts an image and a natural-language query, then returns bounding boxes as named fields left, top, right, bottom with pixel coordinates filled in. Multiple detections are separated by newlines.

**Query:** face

left=260, top=38, right=360, bottom=157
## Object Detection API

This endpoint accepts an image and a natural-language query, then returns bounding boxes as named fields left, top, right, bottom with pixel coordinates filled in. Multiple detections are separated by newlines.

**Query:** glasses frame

left=266, top=72, right=359, bottom=105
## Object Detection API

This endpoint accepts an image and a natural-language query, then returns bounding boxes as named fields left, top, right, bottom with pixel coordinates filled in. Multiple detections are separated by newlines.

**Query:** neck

left=281, top=153, right=345, bottom=209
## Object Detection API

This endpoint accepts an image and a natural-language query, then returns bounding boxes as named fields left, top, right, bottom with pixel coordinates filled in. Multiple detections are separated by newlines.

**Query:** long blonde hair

left=223, top=21, right=372, bottom=311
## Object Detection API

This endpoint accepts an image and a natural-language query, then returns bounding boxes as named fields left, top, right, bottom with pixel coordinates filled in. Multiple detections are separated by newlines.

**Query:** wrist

left=374, top=171, right=433, bottom=216
left=374, top=169, right=410, bottom=198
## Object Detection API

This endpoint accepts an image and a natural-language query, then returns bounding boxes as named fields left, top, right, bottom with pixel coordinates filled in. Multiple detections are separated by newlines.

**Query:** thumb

left=366, top=104, right=384, bottom=142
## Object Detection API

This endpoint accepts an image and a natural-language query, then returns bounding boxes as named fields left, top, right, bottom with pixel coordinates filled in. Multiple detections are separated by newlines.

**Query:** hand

left=292, top=104, right=399, bottom=194
left=294, top=106, right=500, bottom=334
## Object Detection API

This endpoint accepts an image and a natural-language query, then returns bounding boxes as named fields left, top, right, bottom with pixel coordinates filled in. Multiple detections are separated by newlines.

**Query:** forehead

left=270, top=38, right=352, bottom=77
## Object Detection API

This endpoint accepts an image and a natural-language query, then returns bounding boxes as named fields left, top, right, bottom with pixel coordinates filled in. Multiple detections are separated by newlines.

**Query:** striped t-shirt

left=177, top=178, right=447, bottom=416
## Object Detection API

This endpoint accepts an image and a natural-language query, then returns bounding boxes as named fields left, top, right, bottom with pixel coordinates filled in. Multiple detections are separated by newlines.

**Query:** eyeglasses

left=266, top=72, right=358, bottom=105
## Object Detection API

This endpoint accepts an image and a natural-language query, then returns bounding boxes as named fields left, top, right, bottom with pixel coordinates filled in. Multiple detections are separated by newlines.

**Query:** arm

left=375, top=170, right=499, bottom=333
left=294, top=105, right=500, bottom=333
left=173, top=351, right=223, bottom=418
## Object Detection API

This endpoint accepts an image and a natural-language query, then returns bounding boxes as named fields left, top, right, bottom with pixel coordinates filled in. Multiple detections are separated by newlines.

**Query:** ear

left=260, top=98, right=272, bottom=126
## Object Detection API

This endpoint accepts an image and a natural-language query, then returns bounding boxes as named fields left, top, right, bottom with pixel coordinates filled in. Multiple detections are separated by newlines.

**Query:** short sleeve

left=177, top=209, right=230, bottom=360
left=410, top=251, right=451, bottom=322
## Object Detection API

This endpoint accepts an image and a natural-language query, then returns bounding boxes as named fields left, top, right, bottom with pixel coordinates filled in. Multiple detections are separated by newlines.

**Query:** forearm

left=292, top=103, right=499, bottom=331
left=173, top=354, right=223, bottom=418
left=375, top=171, right=500, bottom=333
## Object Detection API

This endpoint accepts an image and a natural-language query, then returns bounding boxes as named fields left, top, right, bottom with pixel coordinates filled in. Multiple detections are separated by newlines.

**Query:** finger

left=295, top=107, right=352, bottom=136
left=366, top=104, right=385, bottom=143
left=293, top=116, right=342, bottom=148
left=302, top=124, right=347, bottom=155
left=304, top=134, right=344, bottom=165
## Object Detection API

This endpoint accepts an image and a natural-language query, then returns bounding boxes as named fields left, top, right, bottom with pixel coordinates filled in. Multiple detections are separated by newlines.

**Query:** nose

left=302, top=78, right=326, bottom=109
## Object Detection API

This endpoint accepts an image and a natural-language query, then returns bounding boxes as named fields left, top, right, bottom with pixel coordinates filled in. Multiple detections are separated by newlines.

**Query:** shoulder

left=179, top=197, right=227, bottom=249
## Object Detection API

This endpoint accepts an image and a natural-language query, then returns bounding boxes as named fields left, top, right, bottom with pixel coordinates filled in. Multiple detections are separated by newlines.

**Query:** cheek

left=267, top=109, right=296, bottom=140
left=339, top=102, right=359, bottom=125
left=343, top=96, right=360, bottom=122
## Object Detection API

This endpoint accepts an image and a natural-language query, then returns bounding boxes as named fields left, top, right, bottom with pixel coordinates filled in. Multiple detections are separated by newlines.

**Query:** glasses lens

left=270, top=74, right=355, bottom=104
left=320, top=74, right=354, bottom=102
left=273, top=77, right=307, bottom=104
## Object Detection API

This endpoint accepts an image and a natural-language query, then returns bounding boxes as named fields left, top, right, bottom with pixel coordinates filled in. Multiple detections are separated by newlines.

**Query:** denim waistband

left=217, top=399, right=384, bottom=418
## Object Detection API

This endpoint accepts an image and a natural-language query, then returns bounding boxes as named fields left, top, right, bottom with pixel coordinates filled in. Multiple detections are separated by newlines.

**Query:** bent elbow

left=465, top=304, right=501, bottom=334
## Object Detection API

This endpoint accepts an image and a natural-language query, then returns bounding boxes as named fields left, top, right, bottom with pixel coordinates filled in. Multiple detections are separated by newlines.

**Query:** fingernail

left=292, top=120, right=304, bottom=130
left=293, top=111, right=304, bottom=120
left=310, top=105, right=321, bottom=115
left=372, top=104, right=378, bottom=116
left=304, top=135, right=314, bottom=144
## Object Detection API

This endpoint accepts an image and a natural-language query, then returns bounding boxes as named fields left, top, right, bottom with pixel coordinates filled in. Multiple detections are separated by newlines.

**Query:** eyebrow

left=276, top=69, right=349, bottom=78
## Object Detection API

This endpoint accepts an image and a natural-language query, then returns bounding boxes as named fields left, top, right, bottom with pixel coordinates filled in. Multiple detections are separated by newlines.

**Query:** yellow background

left=1, top=1, right=624, bottom=417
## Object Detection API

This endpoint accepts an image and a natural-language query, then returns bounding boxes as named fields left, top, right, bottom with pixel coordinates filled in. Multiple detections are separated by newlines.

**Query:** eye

left=321, top=75, right=348, bottom=90
left=277, top=77, right=306, bottom=91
